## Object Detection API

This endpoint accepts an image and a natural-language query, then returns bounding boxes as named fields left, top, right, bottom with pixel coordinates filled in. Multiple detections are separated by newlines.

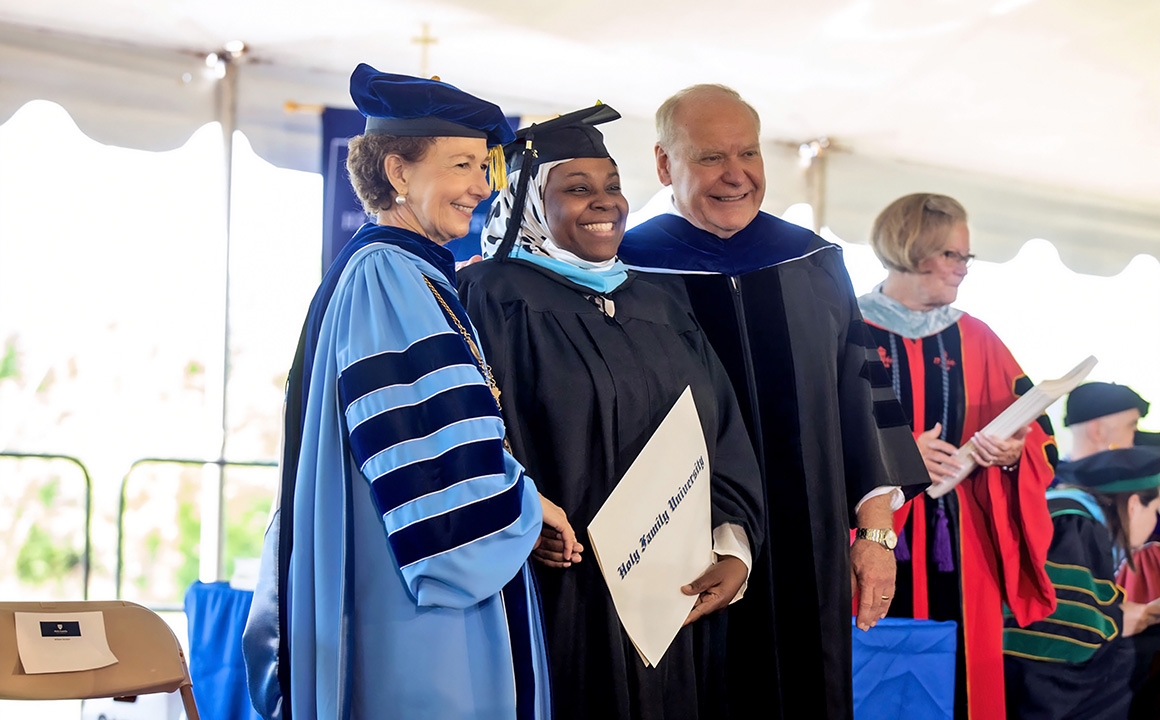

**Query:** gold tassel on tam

left=488, top=144, right=508, bottom=190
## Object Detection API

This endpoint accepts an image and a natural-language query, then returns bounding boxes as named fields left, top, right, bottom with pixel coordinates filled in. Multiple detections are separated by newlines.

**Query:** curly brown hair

left=345, top=134, right=437, bottom=215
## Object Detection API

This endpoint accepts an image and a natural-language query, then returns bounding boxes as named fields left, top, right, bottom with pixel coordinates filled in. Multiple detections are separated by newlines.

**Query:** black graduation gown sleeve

left=821, top=249, right=929, bottom=514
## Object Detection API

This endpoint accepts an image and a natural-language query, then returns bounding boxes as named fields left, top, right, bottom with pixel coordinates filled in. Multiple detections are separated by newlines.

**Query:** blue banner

left=321, top=108, right=368, bottom=274
left=321, top=108, right=518, bottom=273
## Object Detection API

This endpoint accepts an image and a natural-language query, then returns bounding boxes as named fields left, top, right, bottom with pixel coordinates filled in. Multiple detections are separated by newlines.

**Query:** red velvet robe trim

left=879, top=314, right=1057, bottom=720
left=1117, top=541, right=1160, bottom=603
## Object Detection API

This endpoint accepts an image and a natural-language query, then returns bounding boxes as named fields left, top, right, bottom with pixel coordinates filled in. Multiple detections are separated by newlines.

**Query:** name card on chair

left=14, top=611, right=118, bottom=674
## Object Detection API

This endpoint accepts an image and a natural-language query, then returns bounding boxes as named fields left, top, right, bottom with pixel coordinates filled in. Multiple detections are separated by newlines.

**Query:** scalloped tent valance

left=0, top=23, right=343, bottom=173
left=3, top=4, right=1158, bottom=277
left=758, top=145, right=1160, bottom=277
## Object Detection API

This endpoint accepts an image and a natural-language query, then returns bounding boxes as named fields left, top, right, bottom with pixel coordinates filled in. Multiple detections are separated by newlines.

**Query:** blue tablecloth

left=852, top=617, right=957, bottom=720
left=184, top=581, right=261, bottom=720
left=182, top=580, right=952, bottom=720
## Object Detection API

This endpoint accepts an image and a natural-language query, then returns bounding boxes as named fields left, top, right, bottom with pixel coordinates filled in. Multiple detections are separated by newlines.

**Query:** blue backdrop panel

left=852, top=617, right=957, bottom=720
left=321, top=107, right=518, bottom=273
left=321, top=108, right=370, bottom=274
left=184, top=581, right=261, bottom=720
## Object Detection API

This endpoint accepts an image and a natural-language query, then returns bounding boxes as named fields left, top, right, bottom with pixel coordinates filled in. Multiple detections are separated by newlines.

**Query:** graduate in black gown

left=1003, top=447, right=1160, bottom=720
left=458, top=105, right=764, bottom=720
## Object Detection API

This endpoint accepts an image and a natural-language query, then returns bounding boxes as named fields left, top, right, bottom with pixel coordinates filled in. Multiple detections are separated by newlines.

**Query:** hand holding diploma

left=681, top=556, right=747, bottom=627
left=920, top=422, right=1031, bottom=486
left=587, top=387, right=714, bottom=666
left=969, top=425, right=1030, bottom=469
left=534, top=494, right=583, bottom=568
left=927, top=355, right=1097, bottom=498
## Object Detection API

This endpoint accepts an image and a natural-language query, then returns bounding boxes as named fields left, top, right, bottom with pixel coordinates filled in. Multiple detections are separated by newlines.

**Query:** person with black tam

left=1004, top=447, right=1160, bottom=720
left=1064, top=382, right=1157, bottom=461
left=459, top=105, right=764, bottom=720
left=1063, top=383, right=1160, bottom=717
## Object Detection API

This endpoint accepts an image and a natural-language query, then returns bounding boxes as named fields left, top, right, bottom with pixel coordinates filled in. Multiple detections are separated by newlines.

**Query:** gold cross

left=412, top=23, right=438, bottom=77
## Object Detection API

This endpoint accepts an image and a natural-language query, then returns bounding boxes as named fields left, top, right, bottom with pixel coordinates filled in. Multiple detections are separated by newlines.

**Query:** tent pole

left=200, top=43, right=245, bottom=585
left=801, top=137, right=830, bottom=235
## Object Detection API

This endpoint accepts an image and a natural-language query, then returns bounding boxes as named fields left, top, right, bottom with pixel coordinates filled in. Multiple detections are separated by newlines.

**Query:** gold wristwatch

left=854, top=528, right=898, bottom=550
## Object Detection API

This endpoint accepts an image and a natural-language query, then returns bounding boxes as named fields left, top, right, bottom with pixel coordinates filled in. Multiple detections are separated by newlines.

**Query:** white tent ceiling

left=2, top=0, right=1158, bottom=274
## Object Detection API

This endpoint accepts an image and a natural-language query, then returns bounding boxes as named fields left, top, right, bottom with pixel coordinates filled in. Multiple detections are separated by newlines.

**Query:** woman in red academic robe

left=857, top=193, right=1058, bottom=720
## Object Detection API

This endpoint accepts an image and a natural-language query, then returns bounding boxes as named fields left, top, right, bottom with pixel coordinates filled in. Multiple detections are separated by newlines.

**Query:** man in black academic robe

left=619, top=85, right=928, bottom=720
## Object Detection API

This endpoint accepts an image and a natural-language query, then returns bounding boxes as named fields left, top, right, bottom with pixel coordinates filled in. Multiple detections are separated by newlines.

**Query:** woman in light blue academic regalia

left=243, top=64, right=564, bottom=720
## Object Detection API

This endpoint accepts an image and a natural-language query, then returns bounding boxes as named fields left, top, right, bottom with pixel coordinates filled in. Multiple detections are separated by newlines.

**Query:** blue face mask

left=507, top=246, right=628, bottom=294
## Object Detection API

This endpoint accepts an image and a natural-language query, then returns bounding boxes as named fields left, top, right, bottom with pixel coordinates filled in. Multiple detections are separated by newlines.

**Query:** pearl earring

left=395, top=194, right=407, bottom=205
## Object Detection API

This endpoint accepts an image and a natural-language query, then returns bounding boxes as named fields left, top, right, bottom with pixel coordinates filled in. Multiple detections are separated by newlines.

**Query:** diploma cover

left=587, top=386, right=714, bottom=666
left=928, top=355, right=1097, bottom=498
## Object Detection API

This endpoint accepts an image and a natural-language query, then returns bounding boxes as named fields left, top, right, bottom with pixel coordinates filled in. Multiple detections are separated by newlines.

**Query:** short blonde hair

left=655, top=84, right=761, bottom=149
left=870, top=193, right=968, bottom=273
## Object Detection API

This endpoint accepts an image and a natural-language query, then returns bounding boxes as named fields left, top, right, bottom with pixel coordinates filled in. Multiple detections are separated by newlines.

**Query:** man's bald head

left=653, top=84, right=766, bottom=238
left=656, top=84, right=761, bottom=151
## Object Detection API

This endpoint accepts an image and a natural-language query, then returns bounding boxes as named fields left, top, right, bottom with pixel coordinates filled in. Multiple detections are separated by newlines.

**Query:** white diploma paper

left=14, top=611, right=119, bottom=674
left=927, top=355, right=1098, bottom=498
left=587, top=386, right=714, bottom=667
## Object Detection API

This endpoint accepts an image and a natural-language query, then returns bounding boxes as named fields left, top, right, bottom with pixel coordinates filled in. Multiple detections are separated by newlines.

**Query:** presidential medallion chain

left=422, top=274, right=503, bottom=422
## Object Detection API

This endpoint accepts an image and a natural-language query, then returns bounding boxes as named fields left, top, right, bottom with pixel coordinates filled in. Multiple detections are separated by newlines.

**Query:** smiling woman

left=857, top=192, right=1059, bottom=719
left=241, top=64, right=554, bottom=720
left=379, top=137, right=494, bottom=244
left=346, top=132, right=496, bottom=245
left=460, top=105, right=764, bottom=720
left=542, top=156, right=628, bottom=262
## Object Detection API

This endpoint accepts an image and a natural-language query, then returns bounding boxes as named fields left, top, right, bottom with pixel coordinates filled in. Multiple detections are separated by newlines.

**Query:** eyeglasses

left=940, top=250, right=976, bottom=267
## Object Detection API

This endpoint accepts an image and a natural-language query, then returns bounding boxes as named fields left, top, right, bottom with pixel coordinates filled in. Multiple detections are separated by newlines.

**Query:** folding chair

left=0, top=600, right=200, bottom=719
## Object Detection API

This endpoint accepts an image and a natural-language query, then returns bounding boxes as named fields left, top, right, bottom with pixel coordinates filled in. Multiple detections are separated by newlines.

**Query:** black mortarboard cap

left=1054, top=446, right=1160, bottom=493
left=1137, top=431, right=1160, bottom=447
left=504, top=104, right=621, bottom=172
left=1064, top=382, right=1151, bottom=426
left=493, top=104, right=621, bottom=260
left=349, top=63, right=515, bottom=148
